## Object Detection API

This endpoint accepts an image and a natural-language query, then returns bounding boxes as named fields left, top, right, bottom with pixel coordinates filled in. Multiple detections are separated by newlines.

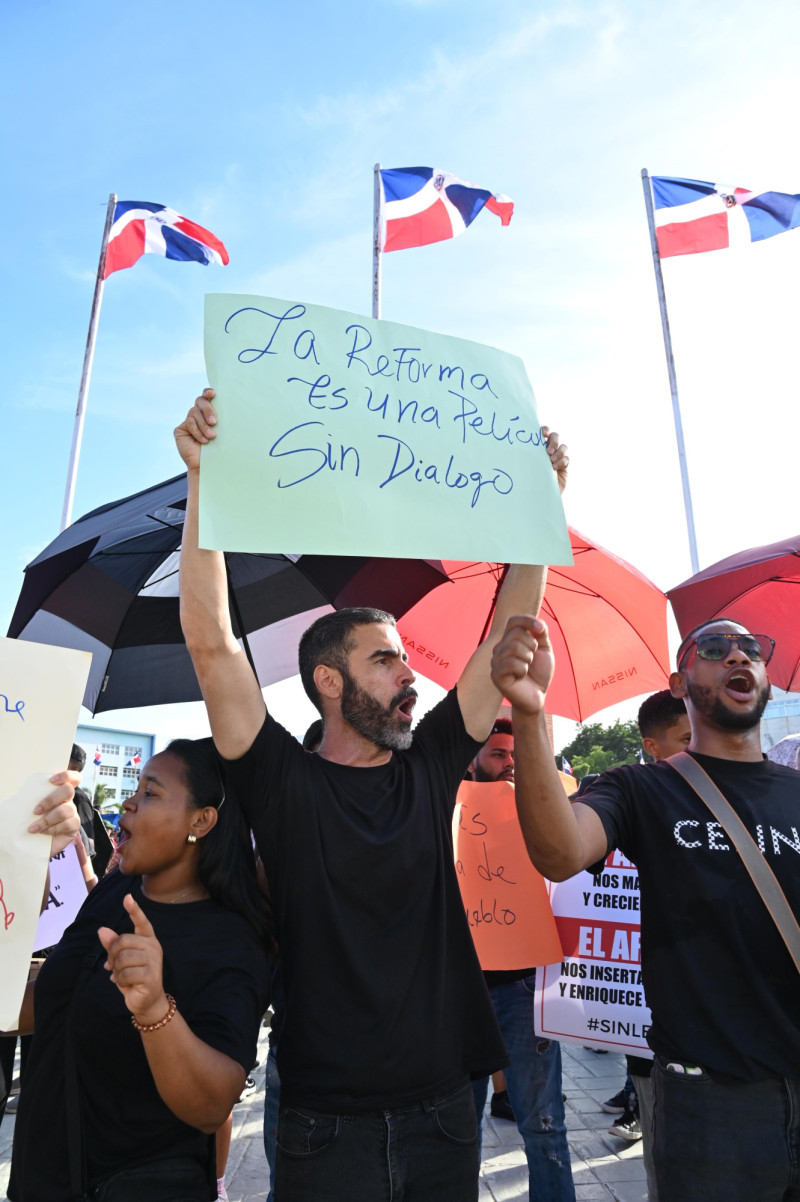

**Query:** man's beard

left=686, top=678, right=771, bottom=732
left=472, top=764, right=513, bottom=783
left=340, top=672, right=416, bottom=751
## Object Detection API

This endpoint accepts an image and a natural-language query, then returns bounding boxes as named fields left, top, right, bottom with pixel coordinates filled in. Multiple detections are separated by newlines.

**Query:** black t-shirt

left=580, top=753, right=800, bottom=1082
left=223, top=687, right=507, bottom=1112
left=9, top=870, right=271, bottom=1202
left=73, top=784, right=96, bottom=851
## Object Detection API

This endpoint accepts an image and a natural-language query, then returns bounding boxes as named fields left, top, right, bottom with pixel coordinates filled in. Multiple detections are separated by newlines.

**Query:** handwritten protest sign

left=534, top=848, right=653, bottom=1056
left=0, top=639, right=91, bottom=1030
left=201, top=295, right=572, bottom=563
left=453, top=781, right=562, bottom=971
left=35, top=842, right=86, bottom=951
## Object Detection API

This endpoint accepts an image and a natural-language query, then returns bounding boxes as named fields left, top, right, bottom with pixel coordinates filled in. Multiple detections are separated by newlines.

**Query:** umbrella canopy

left=667, top=535, right=800, bottom=691
left=8, top=474, right=447, bottom=714
left=396, top=529, right=671, bottom=722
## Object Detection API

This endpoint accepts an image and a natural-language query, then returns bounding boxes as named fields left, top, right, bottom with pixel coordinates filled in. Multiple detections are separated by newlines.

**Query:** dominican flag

left=561, top=756, right=573, bottom=775
left=652, top=176, right=800, bottom=259
left=104, top=201, right=229, bottom=277
left=380, top=167, right=513, bottom=252
left=126, top=754, right=141, bottom=768
left=93, top=748, right=102, bottom=766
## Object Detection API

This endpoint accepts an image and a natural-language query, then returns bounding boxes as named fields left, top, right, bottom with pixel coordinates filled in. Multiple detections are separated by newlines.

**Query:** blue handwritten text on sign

left=201, top=296, right=572, bottom=564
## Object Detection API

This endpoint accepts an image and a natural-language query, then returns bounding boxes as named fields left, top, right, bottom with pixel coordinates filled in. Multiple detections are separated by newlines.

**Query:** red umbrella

left=397, top=528, right=670, bottom=721
left=667, top=535, right=800, bottom=692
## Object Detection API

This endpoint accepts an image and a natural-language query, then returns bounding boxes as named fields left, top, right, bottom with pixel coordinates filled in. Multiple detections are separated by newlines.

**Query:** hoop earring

left=187, top=833, right=197, bottom=844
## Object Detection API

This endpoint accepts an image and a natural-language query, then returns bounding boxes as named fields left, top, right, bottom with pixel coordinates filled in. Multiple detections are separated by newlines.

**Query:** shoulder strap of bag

left=668, top=750, right=800, bottom=973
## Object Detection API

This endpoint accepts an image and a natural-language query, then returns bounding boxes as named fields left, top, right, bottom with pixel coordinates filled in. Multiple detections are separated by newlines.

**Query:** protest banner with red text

left=534, top=847, right=652, bottom=1055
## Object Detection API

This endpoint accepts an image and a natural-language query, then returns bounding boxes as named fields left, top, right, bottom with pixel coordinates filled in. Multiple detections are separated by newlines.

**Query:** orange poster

left=453, top=780, right=565, bottom=971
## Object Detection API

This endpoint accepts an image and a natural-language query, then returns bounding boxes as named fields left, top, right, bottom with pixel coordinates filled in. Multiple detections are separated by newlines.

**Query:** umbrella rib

left=478, top=565, right=509, bottom=646
left=703, top=577, right=800, bottom=613
left=541, top=597, right=581, bottom=722
left=597, top=594, right=671, bottom=676
left=786, top=656, right=800, bottom=693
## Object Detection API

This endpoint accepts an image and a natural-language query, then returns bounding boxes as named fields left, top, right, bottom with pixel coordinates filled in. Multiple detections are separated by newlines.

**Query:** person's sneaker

left=490, top=1089, right=515, bottom=1122
left=601, top=1088, right=628, bottom=1114
left=217, top=1179, right=229, bottom=1201
left=609, top=1108, right=642, bottom=1141
left=4, top=1094, right=19, bottom=1114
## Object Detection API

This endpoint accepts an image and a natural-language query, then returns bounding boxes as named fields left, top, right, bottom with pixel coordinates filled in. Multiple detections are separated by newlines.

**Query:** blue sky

left=3, top=0, right=799, bottom=746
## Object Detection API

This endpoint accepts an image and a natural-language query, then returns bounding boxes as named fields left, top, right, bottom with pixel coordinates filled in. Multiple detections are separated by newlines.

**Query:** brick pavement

left=1, top=1032, right=648, bottom=1200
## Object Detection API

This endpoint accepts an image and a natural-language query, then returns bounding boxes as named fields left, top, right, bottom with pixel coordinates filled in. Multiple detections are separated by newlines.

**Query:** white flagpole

left=641, top=169, right=700, bottom=574
left=372, top=164, right=383, bottom=319
left=61, top=193, right=117, bottom=531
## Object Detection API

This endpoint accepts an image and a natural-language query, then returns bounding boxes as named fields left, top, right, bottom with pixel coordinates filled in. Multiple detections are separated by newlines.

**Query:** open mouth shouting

left=393, top=689, right=418, bottom=724
left=724, top=667, right=757, bottom=702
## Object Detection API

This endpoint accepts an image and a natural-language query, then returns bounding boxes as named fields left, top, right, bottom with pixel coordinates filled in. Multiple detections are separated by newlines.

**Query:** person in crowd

left=492, top=615, right=800, bottom=1202
left=175, top=388, right=569, bottom=1202
left=6, top=738, right=273, bottom=1202
left=70, top=742, right=114, bottom=877
left=69, top=743, right=95, bottom=851
left=468, top=717, right=576, bottom=1202
left=600, top=691, right=690, bottom=1196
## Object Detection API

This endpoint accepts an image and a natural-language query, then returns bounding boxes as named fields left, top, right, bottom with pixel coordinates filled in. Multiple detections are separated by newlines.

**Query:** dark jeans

left=472, top=975, right=575, bottom=1202
left=274, top=1080, right=478, bottom=1202
left=653, top=1057, right=800, bottom=1202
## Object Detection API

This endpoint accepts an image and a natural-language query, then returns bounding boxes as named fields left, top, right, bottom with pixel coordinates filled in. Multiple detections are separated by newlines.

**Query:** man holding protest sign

left=468, top=718, right=576, bottom=1202
left=493, top=615, right=800, bottom=1202
left=176, top=388, right=568, bottom=1201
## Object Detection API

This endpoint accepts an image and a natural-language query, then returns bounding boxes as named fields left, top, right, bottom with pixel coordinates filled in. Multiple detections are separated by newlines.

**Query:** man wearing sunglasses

left=492, top=615, right=800, bottom=1202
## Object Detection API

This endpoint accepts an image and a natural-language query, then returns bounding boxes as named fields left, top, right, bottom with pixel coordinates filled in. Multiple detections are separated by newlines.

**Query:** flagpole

left=372, top=163, right=383, bottom=319
left=61, top=193, right=117, bottom=532
left=641, top=169, right=699, bottom=575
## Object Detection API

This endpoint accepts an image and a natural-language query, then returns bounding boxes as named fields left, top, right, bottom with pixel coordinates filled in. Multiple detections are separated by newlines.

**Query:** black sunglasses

left=678, top=632, right=775, bottom=670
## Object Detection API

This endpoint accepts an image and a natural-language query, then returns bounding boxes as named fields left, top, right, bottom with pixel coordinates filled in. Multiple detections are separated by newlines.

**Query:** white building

left=762, top=687, right=800, bottom=752
left=75, top=724, right=155, bottom=809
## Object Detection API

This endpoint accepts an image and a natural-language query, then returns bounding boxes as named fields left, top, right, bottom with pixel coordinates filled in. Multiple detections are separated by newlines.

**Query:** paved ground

left=1, top=1031, right=648, bottom=1200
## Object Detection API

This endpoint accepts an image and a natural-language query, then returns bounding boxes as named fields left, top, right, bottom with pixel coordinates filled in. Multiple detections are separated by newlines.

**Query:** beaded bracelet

left=131, top=993, right=177, bottom=1033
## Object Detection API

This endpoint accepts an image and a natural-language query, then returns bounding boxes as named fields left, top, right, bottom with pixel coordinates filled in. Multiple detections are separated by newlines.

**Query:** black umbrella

left=8, top=474, right=447, bottom=714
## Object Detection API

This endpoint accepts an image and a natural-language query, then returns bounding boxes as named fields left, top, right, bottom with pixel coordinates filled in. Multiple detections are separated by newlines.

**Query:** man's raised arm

left=490, top=615, right=608, bottom=881
left=176, top=389, right=266, bottom=760
left=456, top=428, right=569, bottom=742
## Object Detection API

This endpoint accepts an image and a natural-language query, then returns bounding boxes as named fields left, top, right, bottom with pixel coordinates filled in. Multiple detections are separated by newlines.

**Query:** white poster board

left=34, top=842, right=87, bottom=951
left=534, top=847, right=653, bottom=1056
left=0, top=638, right=91, bottom=1029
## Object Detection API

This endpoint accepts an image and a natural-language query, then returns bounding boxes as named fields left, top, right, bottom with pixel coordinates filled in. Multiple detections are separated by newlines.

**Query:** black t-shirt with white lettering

left=580, top=753, right=800, bottom=1082
left=222, top=687, right=507, bottom=1112
left=9, top=870, right=271, bottom=1202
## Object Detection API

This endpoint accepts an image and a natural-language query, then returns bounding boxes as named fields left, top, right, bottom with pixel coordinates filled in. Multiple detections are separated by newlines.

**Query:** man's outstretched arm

left=176, top=389, right=266, bottom=760
left=490, top=615, right=608, bottom=881
left=456, top=428, right=569, bottom=742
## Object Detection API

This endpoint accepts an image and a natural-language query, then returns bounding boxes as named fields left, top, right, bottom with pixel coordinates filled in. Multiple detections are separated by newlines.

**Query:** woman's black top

left=9, top=870, right=271, bottom=1201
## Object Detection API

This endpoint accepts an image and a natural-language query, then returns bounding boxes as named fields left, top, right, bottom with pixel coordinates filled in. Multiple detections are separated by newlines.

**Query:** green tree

left=93, top=783, right=118, bottom=809
left=556, top=719, right=642, bottom=780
